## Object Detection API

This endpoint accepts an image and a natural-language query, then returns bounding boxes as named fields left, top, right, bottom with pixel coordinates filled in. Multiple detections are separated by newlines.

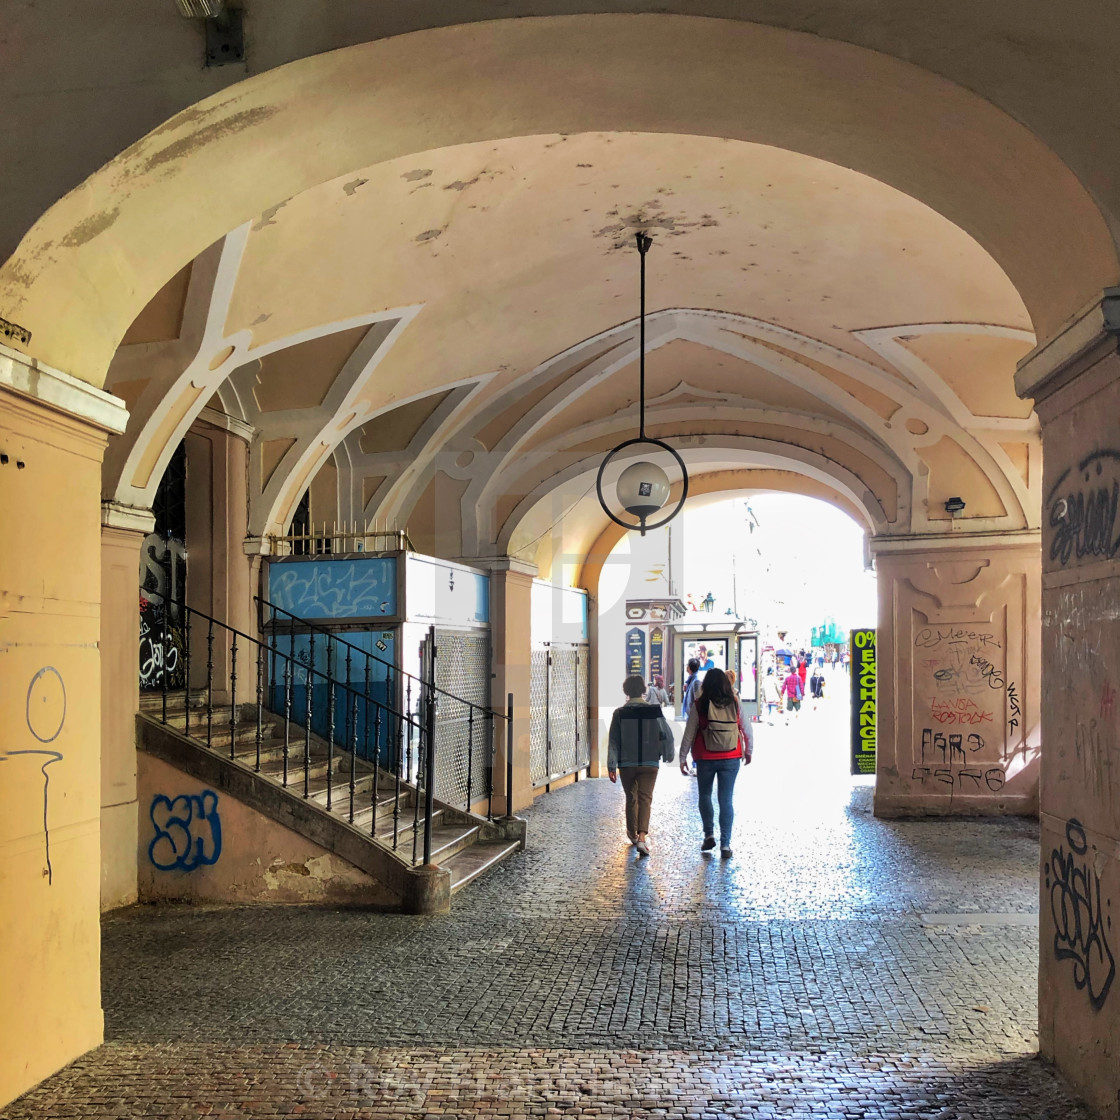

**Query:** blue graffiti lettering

left=149, top=791, right=223, bottom=871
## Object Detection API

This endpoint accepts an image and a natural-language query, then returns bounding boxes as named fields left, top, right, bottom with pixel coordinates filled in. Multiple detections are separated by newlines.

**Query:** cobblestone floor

left=4, top=692, right=1088, bottom=1118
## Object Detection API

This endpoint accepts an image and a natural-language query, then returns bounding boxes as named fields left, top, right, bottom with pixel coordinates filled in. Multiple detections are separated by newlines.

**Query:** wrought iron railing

left=139, top=590, right=495, bottom=864
left=258, top=597, right=505, bottom=812
left=264, top=523, right=414, bottom=557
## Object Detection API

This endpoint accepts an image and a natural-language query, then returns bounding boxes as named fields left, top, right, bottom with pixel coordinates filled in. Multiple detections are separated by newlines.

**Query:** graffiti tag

left=911, top=766, right=1004, bottom=792
left=928, top=698, right=994, bottom=726
left=914, top=628, right=1000, bottom=650
left=968, top=653, right=1006, bottom=691
left=1046, top=818, right=1115, bottom=1011
left=149, top=791, right=223, bottom=871
left=1047, top=450, right=1120, bottom=567
left=1007, top=681, right=1021, bottom=738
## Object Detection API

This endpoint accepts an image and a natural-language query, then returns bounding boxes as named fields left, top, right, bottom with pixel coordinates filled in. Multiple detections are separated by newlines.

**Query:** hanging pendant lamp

left=595, top=232, right=689, bottom=536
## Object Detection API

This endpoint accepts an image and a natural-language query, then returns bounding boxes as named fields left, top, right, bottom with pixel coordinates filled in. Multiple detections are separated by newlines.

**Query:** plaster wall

left=184, top=420, right=254, bottom=640
left=872, top=537, right=1041, bottom=818
left=1032, top=339, right=1120, bottom=1119
left=486, top=563, right=535, bottom=813
left=136, top=752, right=394, bottom=906
left=0, top=387, right=108, bottom=1106
left=100, top=523, right=148, bottom=911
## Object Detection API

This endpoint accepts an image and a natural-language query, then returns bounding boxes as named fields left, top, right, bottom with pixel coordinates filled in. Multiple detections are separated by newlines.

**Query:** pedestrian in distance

left=645, top=674, right=670, bottom=707
left=680, top=658, right=701, bottom=723
left=679, top=667, right=752, bottom=858
left=810, top=665, right=826, bottom=704
left=762, top=667, right=782, bottom=723
left=607, top=675, right=676, bottom=857
left=782, top=667, right=804, bottom=716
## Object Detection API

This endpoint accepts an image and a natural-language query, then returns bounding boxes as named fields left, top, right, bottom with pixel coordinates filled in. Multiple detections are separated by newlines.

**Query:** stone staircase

left=138, top=689, right=523, bottom=910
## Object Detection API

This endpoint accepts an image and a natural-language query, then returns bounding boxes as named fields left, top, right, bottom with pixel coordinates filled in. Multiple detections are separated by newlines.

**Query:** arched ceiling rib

left=100, top=131, right=1041, bottom=562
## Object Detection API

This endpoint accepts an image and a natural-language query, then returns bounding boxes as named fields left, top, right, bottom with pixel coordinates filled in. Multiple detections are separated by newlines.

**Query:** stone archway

left=1, top=14, right=1116, bottom=387
left=2, top=11, right=1119, bottom=1116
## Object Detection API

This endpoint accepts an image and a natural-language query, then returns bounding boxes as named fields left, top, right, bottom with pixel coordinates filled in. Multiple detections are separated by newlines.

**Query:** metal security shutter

left=529, top=649, right=550, bottom=786
left=548, top=646, right=579, bottom=777
left=575, top=647, right=590, bottom=770
left=530, top=643, right=591, bottom=788
left=431, top=628, right=491, bottom=807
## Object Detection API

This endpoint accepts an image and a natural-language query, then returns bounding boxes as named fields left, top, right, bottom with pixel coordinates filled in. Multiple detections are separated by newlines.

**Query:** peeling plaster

left=252, top=201, right=288, bottom=231
left=59, top=208, right=120, bottom=248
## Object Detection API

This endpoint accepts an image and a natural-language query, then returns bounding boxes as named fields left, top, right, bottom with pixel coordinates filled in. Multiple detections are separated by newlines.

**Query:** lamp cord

left=636, top=231, right=651, bottom=439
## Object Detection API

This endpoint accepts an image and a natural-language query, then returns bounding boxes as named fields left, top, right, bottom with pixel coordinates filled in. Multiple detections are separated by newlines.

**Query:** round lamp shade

left=616, top=460, right=671, bottom=523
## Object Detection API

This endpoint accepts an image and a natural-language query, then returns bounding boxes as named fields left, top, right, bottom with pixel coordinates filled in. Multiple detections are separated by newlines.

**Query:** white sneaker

left=635, top=839, right=650, bottom=857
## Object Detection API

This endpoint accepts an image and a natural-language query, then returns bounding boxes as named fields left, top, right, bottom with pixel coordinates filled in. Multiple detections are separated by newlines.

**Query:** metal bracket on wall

left=0, top=315, right=31, bottom=347
left=205, top=8, right=244, bottom=67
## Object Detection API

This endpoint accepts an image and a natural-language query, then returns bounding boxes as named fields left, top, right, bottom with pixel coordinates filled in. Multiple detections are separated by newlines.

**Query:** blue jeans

left=695, top=757, right=740, bottom=847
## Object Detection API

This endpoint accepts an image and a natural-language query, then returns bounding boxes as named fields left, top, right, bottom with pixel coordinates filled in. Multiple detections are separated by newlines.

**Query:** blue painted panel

left=266, top=557, right=397, bottom=621
left=268, top=630, right=399, bottom=764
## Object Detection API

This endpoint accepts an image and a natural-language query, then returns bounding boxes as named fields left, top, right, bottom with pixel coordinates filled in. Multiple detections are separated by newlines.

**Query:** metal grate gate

left=529, top=649, right=549, bottom=786
left=428, top=628, right=491, bottom=807
left=529, top=643, right=591, bottom=787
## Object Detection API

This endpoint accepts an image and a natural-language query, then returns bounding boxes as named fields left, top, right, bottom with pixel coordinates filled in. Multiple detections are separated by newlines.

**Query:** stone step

left=144, top=701, right=517, bottom=904
left=443, top=839, right=521, bottom=892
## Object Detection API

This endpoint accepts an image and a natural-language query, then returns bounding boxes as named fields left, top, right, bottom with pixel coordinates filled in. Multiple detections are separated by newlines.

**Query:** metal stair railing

left=257, top=596, right=503, bottom=815
left=139, top=587, right=467, bottom=864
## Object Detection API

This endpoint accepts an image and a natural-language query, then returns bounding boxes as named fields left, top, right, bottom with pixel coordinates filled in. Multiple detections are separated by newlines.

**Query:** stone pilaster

left=1018, top=288, right=1120, bottom=1120
left=0, top=343, right=127, bottom=1106
left=100, top=502, right=155, bottom=911
left=473, top=557, right=536, bottom=814
left=870, top=532, right=1041, bottom=818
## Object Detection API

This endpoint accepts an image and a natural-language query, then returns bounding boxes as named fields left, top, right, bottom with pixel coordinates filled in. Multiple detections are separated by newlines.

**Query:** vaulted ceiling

left=101, top=129, right=1040, bottom=576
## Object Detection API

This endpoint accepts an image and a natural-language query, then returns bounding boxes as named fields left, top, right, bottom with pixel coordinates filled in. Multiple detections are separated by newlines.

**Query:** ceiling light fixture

left=595, top=232, right=689, bottom=536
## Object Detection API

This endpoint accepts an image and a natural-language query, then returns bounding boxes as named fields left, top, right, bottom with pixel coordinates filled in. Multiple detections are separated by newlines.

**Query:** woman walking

left=678, top=667, right=752, bottom=858
left=607, top=675, right=676, bottom=856
left=762, top=667, right=782, bottom=723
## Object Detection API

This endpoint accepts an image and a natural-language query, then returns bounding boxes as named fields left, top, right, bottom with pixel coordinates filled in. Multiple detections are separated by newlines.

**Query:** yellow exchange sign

left=850, top=629, right=877, bottom=775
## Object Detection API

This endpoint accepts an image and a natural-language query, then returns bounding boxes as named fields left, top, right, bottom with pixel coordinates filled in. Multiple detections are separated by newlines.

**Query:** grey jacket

left=607, top=699, right=675, bottom=769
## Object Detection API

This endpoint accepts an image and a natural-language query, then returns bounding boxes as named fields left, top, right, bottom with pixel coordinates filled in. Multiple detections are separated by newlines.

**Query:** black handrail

left=256, top=596, right=509, bottom=722
left=138, top=588, right=461, bottom=864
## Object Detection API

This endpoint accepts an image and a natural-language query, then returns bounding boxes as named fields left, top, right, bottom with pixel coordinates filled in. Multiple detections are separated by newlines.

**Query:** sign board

left=738, top=634, right=758, bottom=702
left=532, top=580, right=589, bottom=645
left=626, top=627, right=646, bottom=679
left=649, top=627, right=664, bottom=679
left=405, top=554, right=488, bottom=627
left=265, top=555, right=397, bottom=622
left=850, top=628, right=877, bottom=775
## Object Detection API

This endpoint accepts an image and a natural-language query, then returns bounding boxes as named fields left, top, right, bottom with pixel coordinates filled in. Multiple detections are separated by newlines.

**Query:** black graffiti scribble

left=1046, top=818, right=1115, bottom=1011
left=968, top=653, right=1006, bottom=690
left=920, top=729, right=985, bottom=763
left=914, top=627, right=1000, bottom=650
left=3, top=749, right=64, bottom=884
left=1047, top=450, right=1120, bottom=567
left=1007, top=681, right=1021, bottom=737
left=912, top=765, right=1003, bottom=792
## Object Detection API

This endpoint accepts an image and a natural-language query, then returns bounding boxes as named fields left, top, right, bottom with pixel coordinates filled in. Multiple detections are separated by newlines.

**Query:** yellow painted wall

left=0, top=386, right=107, bottom=1106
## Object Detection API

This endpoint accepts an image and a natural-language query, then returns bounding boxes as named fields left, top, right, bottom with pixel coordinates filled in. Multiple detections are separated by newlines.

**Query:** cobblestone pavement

left=4, top=693, right=1089, bottom=1118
